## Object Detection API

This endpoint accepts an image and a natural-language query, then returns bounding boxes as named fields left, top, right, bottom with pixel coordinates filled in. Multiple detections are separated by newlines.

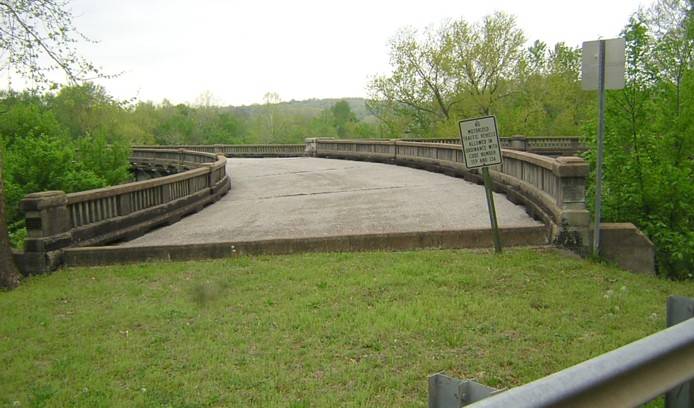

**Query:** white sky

left=41, top=0, right=655, bottom=106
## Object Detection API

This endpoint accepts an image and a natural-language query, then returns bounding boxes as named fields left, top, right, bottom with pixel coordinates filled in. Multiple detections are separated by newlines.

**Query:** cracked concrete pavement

left=119, top=157, right=542, bottom=246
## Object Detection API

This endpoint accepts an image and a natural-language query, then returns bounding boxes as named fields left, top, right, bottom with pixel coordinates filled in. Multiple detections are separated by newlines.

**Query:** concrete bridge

left=121, top=157, right=543, bottom=246
left=14, top=137, right=654, bottom=274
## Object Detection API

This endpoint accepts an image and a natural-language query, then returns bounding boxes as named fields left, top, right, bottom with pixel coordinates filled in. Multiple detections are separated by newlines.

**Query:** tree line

left=366, top=12, right=593, bottom=137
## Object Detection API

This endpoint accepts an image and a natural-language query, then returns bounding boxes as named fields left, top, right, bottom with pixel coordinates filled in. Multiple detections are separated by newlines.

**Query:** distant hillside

left=229, top=97, right=374, bottom=121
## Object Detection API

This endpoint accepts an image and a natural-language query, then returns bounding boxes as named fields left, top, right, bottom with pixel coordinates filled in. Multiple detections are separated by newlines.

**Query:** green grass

left=1, top=248, right=692, bottom=407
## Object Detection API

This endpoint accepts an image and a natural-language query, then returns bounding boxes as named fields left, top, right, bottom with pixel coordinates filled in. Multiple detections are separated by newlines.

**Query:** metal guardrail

left=430, top=296, right=694, bottom=408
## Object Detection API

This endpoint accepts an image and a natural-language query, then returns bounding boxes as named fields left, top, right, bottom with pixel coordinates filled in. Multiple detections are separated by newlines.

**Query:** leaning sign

left=458, top=115, right=502, bottom=169
left=458, top=115, right=503, bottom=253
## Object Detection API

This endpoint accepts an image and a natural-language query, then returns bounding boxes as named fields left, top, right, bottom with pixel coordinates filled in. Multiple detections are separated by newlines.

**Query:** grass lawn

left=1, top=248, right=692, bottom=407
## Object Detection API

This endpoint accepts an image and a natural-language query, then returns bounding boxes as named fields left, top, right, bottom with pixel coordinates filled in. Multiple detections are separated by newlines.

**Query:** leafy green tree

left=447, top=12, right=525, bottom=116
left=497, top=41, right=591, bottom=136
left=368, top=13, right=526, bottom=137
left=0, top=0, right=110, bottom=288
left=331, top=100, right=357, bottom=137
left=586, top=1, right=693, bottom=278
left=367, top=22, right=464, bottom=136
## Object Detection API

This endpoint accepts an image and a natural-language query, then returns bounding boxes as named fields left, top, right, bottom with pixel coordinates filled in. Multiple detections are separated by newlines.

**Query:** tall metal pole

left=482, top=167, right=502, bottom=253
left=593, top=40, right=606, bottom=256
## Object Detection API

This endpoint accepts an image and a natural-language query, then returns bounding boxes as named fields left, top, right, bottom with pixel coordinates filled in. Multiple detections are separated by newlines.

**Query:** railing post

left=553, top=156, right=591, bottom=252
left=304, top=138, right=318, bottom=157
left=19, top=191, right=72, bottom=274
left=509, top=135, right=528, bottom=151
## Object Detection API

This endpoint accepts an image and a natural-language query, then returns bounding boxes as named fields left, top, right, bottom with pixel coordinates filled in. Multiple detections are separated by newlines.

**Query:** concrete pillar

left=304, top=138, right=318, bottom=157
left=553, top=156, right=591, bottom=252
left=19, top=191, right=73, bottom=274
left=509, top=135, right=528, bottom=151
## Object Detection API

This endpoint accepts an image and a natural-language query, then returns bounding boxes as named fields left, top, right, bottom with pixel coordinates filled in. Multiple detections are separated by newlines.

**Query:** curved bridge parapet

left=400, top=136, right=587, bottom=156
left=17, top=148, right=231, bottom=274
left=132, top=144, right=306, bottom=158
left=133, top=136, right=586, bottom=158
left=306, top=138, right=591, bottom=249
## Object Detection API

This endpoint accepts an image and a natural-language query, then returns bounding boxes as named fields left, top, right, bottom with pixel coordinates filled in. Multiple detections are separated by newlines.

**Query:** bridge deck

left=119, top=157, right=542, bottom=247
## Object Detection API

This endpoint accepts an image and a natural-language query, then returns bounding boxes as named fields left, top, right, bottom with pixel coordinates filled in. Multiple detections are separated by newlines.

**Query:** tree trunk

left=0, top=156, right=21, bottom=289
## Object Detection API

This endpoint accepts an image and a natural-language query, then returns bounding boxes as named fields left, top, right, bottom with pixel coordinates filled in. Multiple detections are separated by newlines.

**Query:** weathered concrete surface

left=600, top=223, right=655, bottom=275
left=120, top=158, right=542, bottom=247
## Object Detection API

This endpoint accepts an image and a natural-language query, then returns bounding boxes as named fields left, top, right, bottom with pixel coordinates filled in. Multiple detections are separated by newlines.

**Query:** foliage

left=496, top=42, right=594, bottom=136
left=0, top=0, right=114, bottom=288
left=367, top=12, right=589, bottom=138
left=371, top=5, right=692, bottom=278
left=1, top=248, right=692, bottom=406
left=0, top=0, right=106, bottom=86
left=584, top=1, right=693, bottom=279
left=0, top=89, right=131, bottom=244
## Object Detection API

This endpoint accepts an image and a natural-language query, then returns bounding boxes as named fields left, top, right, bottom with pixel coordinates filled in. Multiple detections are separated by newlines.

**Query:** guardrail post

left=553, top=156, right=591, bottom=252
left=19, top=191, right=72, bottom=274
left=428, top=374, right=500, bottom=407
left=666, top=296, right=694, bottom=408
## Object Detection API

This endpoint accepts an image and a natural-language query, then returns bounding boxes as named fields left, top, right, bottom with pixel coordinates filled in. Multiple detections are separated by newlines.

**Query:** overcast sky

left=32, top=0, right=655, bottom=106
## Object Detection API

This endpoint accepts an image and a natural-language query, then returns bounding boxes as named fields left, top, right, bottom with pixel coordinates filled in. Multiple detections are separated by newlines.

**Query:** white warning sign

left=458, top=115, right=502, bottom=169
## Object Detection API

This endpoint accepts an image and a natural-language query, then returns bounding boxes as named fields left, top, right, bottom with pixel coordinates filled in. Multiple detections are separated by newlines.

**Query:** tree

left=496, top=41, right=590, bottom=136
left=588, top=0, right=694, bottom=278
left=331, top=100, right=357, bottom=137
left=448, top=12, right=525, bottom=116
left=0, top=0, right=103, bottom=289
left=367, top=22, right=464, bottom=135
left=368, top=13, right=525, bottom=137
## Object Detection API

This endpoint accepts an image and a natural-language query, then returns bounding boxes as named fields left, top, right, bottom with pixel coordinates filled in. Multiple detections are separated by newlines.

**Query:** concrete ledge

left=63, top=226, right=548, bottom=267
left=600, top=223, right=655, bottom=275
left=226, top=153, right=305, bottom=158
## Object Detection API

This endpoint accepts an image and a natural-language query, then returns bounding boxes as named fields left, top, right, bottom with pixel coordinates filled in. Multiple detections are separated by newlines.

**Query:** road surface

left=120, top=157, right=542, bottom=246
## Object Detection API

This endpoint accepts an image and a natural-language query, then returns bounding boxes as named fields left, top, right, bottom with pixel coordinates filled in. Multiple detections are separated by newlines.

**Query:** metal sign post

left=593, top=39, right=607, bottom=257
left=582, top=38, right=625, bottom=256
left=458, top=115, right=503, bottom=253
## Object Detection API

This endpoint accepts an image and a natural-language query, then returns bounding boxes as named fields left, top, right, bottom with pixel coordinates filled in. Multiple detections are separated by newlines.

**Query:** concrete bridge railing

left=132, top=143, right=307, bottom=158
left=17, top=148, right=230, bottom=274
left=401, top=136, right=587, bottom=156
left=133, top=136, right=587, bottom=158
left=306, top=139, right=591, bottom=250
